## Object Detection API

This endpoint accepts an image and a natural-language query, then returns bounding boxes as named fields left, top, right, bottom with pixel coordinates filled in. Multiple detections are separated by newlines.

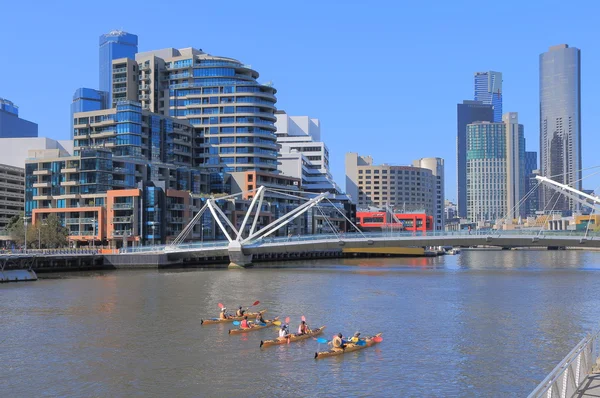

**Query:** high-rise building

left=466, top=121, right=507, bottom=222
left=99, top=30, right=138, bottom=106
left=0, top=98, right=38, bottom=138
left=345, top=153, right=439, bottom=219
left=466, top=114, right=525, bottom=223
left=456, top=100, right=494, bottom=218
left=413, top=157, right=445, bottom=230
left=539, top=44, right=581, bottom=214
left=109, top=47, right=278, bottom=177
left=525, top=151, right=539, bottom=217
left=503, top=112, right=526, bottom=220
left=474, top=71, right=503, bottom=122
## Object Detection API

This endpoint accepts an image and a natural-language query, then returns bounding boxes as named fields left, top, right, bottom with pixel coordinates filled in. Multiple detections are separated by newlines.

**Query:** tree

left=39, top=214, right=69, bottom=248
left=7, top=215, right=36, bottom=248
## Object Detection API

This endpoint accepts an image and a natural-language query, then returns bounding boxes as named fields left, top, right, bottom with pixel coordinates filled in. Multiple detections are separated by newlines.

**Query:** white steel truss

left=535, top=176, right=600, bottom=210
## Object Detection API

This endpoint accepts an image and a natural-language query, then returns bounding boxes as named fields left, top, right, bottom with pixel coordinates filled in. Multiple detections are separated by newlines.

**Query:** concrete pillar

left=227, top=241, right=252, bottom=269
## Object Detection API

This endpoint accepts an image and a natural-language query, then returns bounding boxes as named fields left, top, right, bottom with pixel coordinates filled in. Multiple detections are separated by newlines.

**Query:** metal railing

left=528, top=328, right=600, bottom=398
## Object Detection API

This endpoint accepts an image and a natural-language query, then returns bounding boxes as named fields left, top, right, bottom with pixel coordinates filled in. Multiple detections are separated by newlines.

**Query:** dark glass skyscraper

left=525, top=151, right=538, bottom=217
left=99, top=30, right=138, bottom=106
left=474, top=71, right=503, bottom=122
left=456, top=100, right=494, bottom=218
left=539, top=44, right=581, bottom=214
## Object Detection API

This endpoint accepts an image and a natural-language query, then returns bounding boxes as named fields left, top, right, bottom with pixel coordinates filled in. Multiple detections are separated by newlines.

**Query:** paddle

left=272, top=320, right=282, bottom=326
left=218, top=303, right=224, bottom=309
left=233, top=321, right=240, bottom=326
left=301, top=315, right=306, bottom=322
left=316, top=337, right=329, bottom=344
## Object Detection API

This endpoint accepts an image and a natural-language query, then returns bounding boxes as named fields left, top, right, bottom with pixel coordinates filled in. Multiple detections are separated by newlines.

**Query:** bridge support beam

left=227, top=241, right=253, bottom=269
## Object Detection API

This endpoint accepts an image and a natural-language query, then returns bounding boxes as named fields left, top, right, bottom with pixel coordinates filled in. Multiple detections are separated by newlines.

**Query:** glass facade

left=539, top=44, right=581, bottom=213
left=474, top=71, right=503, bottom=122
left=466, top=122, right=507, bottom=222
left=525, top=151, right=539, bottom=217
left=70, top=88, right=107, bottom=138
left=161, top=51, right=278, bottom=174
left=99, top=30, right=138, bottom=106
left=0, top=98, right=38, bottom=139
left=456, top=100, right=494, bottom=218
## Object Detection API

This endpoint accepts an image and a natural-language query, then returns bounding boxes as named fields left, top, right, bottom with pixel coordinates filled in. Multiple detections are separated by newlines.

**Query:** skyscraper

left=474, top=71, right=503, bottom=122
left=70, top=88, right=107, bottom=138
left=0, top=98, right=38, bottom=138
left=99, top=30, right=138, bottom=106
left=413, top=157, right=445, bottom=230
left=539, top=44, right=581, bottom=214
left=525, top=151, right=539, bottom=217
left=503, top=112, right=525, bottom=220
left=456, top=100, right=494, bottom=218
left=466, top=121, right=507, bottom=222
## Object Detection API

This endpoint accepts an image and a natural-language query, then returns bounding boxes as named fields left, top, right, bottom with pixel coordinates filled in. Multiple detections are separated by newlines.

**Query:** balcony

left=113, top=67, right=127, bottom=74
left=169, top=203, right=185, bottom=210
left=139, top=75, right=150, bottom=81
left=33, top=169, right=51, bottom=176
left=90, top=130, right=116, bottom=138
left=113, top=77, right=127, bottom=83
left=112, top=203, right=134, bottom=210
left=60, top=180, right=78, bottom=186
left=139, top=94, right=150, bottom=101
left=114, top=87, right=127, bottom=93
left=112, top=230, right=132, bottom=237
left=33, top=182, right=51, bottom=188
left=139, top=64, right=150, bottom=71
left=112, top=216, right=132, bottom=223
left=62, top=167, right=79, bottom=173
left=139, top=84, right=151, bottom=91
left=168, top=217, right=184, bottom=223
left=32, top=195, right=52, bottom=201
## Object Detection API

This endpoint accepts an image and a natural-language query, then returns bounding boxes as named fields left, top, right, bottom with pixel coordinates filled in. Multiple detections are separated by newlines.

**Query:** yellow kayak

left=200, top=309, right=267, bottom=325
left=314, top=333, right=382, bottom=359
left=260, top=326, right=326, bottom=347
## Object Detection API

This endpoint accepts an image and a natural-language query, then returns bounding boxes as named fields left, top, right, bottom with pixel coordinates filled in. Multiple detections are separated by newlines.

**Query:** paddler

left=255, top=312, right=266, bottom=325
left=297, top=320, right=310, bottom=335
left=330, top=333, right=346, bottom=349
left=278, top=324, right=290, bottom=338
left=219, top=307, right=230, bottom=320
left=349, top=332, right=362, bottom=343
left=236, top=306, right=245, bottom=317
left=240, top=316, right=251, bottom=329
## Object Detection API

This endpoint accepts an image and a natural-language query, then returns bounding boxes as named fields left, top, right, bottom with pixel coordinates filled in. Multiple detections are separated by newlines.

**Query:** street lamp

left=23, top=216, right=29, bottom=254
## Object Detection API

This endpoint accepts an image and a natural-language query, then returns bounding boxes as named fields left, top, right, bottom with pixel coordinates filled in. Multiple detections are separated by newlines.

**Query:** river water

left=2, top=249, right=600, bottom=397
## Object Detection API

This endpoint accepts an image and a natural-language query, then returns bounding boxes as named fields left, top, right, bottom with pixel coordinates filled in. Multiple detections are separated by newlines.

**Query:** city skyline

left=2, top=1, right=600, bottom=200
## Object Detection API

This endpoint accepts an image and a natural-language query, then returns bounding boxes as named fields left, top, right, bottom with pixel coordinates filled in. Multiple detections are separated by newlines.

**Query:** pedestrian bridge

left=121, top=230, right=600, bottom=267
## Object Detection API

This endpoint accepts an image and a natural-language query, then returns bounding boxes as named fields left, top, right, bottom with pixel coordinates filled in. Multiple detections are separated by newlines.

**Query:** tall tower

left=539, top=44, right=581, bottom=214
left=456, top=100, right=494, bottom=218
left=99, top=30, right=138, bottom=106
left=503, top=112, right=525, bottom=220
left=474, top=71, right=503, bottom=122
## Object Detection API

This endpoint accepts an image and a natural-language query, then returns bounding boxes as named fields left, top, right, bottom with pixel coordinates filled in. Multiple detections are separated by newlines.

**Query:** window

left=358, top=170, right=363, bottom=174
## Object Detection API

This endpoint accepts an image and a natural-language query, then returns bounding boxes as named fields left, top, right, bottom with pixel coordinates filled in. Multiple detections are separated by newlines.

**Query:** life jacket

left=241, top=319, right=250, bottom=328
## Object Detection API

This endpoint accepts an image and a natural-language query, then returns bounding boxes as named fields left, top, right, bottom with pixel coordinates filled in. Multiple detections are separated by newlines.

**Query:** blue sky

left=2, top=0, right=599, bottom=199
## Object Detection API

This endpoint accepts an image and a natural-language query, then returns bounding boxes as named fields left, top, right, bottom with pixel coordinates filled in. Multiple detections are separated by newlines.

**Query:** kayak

left=200, top=309, right=267, bottom=325
left=260, top=326, right=326, bottom=348
left=229, top=317, right=280, bottom=335
left=314, top=333, right=382, bottom=359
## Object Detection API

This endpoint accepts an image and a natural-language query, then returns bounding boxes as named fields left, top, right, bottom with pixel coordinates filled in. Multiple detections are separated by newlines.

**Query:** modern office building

left=413, top=157, right=445, bottom=230
left=0, top=98, right=38, bottom=138
left=345, top=153, right=437, bottom=217
left=108, top=47, right=278, bottom=176
left=503, top=113, right=526, bottom=220
left=0, top=164, right=24, bottom=235
left=525, top=151, right=539, bottom=217
left=466, top=115, right=525, bottom=223
left=99, top=30, right=138, bottom=106
left=539, top=44, right=582, bottom=214
left=474, top=71, right=503, bottom=122
left=456, top=100, right=494, bottom=218
left=275, top=111, right=343, bottom=194
left=466, top=121, right=507, bottom=222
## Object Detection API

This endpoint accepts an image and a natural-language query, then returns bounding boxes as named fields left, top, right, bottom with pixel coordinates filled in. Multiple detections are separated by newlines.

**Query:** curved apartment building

left=113, top=47, right=278, bottom=175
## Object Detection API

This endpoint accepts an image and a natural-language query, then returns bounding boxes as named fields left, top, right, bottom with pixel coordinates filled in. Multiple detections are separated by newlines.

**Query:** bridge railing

left=120, top=228, right=600, bottom=253
left=528, top=327, right=600, bottom=398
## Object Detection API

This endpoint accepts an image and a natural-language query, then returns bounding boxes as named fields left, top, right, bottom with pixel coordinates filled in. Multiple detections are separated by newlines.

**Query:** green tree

left=7, top=215, right=37, bottom=248
left=39, top=214, right=69, bottom=248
